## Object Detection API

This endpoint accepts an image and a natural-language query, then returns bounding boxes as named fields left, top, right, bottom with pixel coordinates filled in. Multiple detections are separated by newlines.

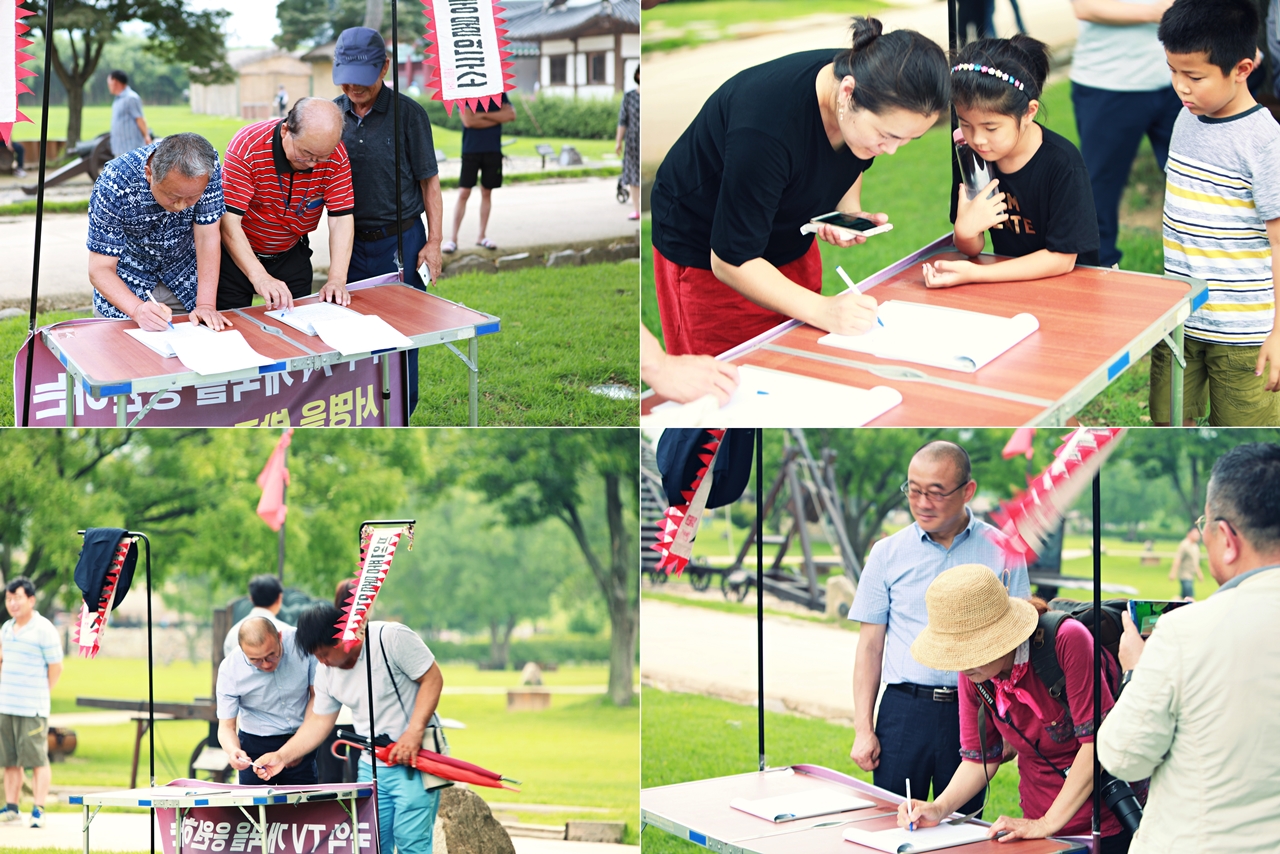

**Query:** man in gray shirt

left=108, top=71, right=150, bottom=157
left=216, top=617, right=317, bottom=785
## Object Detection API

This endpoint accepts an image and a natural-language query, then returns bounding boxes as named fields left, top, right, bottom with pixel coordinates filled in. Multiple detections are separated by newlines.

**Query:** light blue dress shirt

left=215, top=625, right=316, bottom=736
left=848, top=508, right=1030, bottom=688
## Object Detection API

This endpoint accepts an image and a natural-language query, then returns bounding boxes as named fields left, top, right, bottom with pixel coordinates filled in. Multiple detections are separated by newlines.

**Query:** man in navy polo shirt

left=218, top=98, right=356, bottom=311
left=87, top=132, right=231, bottom=332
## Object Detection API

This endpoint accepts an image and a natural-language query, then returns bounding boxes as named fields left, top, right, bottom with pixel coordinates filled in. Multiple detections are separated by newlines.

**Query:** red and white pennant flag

left=0, top=0, right=35, bottom=146
left=421, top=0, right=515, bottom=115
left=989, top=427, right=1126, bottom=566
left=335, top=523, right=415, bottom=651
left=652, top=429, right=725, bottom=578
left=72, top=537, right=132, bottom=658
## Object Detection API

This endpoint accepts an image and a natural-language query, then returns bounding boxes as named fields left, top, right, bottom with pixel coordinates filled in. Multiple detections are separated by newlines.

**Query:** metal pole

left=276, top=438, right=287, bottom=581
left=1091, top=474, right=1102, bottom=847
left=948, top=0, right=961, bottom=193
left=756, top=428, right=765, bottom=772
left=390, top=0, right=405, bottom=282
left=20, top=0, right=57, bottom=427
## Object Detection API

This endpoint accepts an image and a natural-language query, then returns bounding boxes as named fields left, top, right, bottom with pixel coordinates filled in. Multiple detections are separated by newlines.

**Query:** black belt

left=355, top=217, right=421, bottom=242
left=888, top=682, right=958, bottom=702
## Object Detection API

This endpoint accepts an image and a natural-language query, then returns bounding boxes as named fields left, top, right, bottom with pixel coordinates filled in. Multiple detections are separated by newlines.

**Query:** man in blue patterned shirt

left=87, top=133, right=231, bottom=332
left=848, top=440, right=1030, bottom=818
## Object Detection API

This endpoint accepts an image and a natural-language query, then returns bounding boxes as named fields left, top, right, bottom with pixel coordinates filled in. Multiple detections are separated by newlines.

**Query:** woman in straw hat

left=900, top=564, right=1133, bottom=853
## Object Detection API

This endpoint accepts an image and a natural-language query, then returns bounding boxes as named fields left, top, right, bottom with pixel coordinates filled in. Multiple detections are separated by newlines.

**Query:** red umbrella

left=333, top=737, right=520, bottom=791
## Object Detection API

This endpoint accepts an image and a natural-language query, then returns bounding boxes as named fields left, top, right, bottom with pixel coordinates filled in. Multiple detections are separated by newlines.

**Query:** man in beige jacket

left=1097, top=442, right=1280, bottom=853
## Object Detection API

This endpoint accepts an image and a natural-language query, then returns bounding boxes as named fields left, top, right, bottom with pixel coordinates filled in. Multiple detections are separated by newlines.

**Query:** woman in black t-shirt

left=923, top=36, right=1099, bottom=288
left=650, top=18, right=949, bottom=356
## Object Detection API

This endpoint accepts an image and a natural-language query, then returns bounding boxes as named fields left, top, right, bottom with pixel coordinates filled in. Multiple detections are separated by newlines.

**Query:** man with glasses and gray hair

left=218, top=98, right=355, bottom=312
left=88, top=132, right=231, bottom=332
left=1098, top=442, right=1280, bottom=853
left=216, top=616, right=318, bottom=785
left=847, top=440, right=1029, bottom=817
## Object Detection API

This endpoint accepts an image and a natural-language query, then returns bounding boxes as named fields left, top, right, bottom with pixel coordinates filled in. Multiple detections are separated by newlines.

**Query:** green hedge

left=431, top=635, right=611, bottom=668
left=418, top=92, right=623, bottom=139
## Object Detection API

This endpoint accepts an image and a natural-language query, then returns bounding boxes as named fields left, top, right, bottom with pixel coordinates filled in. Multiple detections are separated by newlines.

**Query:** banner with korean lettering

left=153, top=781, right=379, bottom=854
left=337, top=522, right=414, bottom=651
left=13, top=326, right=407, bottom=427
left=0, top=0, right=35, bottom=146
left=422, top=0, right=514, bottom=114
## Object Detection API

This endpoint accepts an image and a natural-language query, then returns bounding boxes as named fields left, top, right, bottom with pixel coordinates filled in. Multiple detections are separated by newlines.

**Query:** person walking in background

left=8, top=140, right=25, bottom=178
left=0, top=578, right=63, bottom=828
left=107, top=70, right=151, bottom=157
left=275, top=84, right=289, bottom=118
left=616, top=66, right=640, bottom=221
left=444, top=93, right=516, bottom=253
left=1169, top=525, right=1203, bottom=598
left=222, top=574, right=289, bottom=661
left=1068, top=0, right=1178, bottom=270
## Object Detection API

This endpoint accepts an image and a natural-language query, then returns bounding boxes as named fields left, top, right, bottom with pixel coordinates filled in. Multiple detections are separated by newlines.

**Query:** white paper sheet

left=843, top=823, right=993, bottom=853
left=167, top=330, right=277, bottom=376
left=265, top=302, right=362, bottom=336
left=650, top=365, right=902, bottom=427
left=818, top=301, right=1039, bottom=373
left=124, top=323, right=216, bottom=358
left=312, top=314, right=415, bottom=356
left=729, top=788, right=876, bottom=823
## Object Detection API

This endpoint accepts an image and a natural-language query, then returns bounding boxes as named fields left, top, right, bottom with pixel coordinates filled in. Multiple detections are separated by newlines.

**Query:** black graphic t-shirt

left=951, top=125, right=1100, bottom=267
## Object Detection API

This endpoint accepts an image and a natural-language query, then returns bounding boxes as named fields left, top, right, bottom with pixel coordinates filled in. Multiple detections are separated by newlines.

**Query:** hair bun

left=849, top=16, right=884, bottom=52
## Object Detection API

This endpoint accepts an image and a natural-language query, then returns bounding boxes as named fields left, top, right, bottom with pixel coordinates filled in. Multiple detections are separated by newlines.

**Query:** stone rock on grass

left=605, top=242, right=639, bottom=263
left=444, top=254, right=498, bottom=278
left=546, top=249, right=581, bottom=268
left=437, top=786, right=516, bottom=854
left=495, top=252, right=539, bottom=272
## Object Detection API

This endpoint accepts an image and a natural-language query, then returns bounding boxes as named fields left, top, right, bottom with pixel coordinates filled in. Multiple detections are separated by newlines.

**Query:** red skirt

left=652, top=241, right=823, bottom=357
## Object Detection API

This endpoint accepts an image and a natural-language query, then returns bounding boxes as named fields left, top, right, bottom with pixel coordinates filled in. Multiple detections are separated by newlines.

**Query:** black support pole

left=20, top=0, right=56, bottom=427
left=391, top=1, right=405, bottom=282
left=1092, top=474, right=1103, bottom=846
left=756, top=427, right=765, bottom=772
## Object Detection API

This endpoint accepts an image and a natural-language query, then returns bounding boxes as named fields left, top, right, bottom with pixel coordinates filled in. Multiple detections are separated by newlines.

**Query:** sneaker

left=0, top=809, right=20, bottom=824
left=12, top=168, right=26, bottom=178
left=27, top=808, right=42, bottom=828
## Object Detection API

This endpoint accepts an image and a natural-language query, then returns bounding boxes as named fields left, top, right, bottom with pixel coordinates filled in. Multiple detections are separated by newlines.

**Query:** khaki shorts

left=0, top=714, right=47, bottom=769
left=1150, top=338, right=1280, bottom=426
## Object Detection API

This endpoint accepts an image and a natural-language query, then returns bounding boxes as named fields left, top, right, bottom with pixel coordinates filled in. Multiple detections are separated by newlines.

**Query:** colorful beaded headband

left=952, top=62, right=1025, bottom=91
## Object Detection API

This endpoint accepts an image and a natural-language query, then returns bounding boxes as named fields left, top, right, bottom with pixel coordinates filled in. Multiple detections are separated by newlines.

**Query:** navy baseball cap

left=333, top=27, right=387, bottom=87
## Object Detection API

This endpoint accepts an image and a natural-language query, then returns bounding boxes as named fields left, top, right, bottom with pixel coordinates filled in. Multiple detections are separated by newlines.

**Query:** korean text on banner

left=422, top=0, right=514, bottom=114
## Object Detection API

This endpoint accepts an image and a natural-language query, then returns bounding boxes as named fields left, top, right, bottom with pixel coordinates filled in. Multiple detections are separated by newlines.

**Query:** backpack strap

left=1029, top=611, right=1070, bottom=710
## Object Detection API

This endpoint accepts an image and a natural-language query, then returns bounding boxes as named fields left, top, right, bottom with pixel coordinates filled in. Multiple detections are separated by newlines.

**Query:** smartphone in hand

left=801, top=211, right=894, bottom=239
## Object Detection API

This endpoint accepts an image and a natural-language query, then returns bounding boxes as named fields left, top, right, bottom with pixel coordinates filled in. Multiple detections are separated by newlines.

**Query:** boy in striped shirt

left=0, top=577, right=62, bottom=828
left=1151, top=0, right=1280, bottom=425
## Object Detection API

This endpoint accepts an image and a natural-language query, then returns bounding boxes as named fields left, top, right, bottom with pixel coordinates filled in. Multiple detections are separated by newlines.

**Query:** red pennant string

left=335, top=523, right=415, bottom=651
left=654, top=430, right=727, bottom=577
left=73, top=538, right=131, bottom=658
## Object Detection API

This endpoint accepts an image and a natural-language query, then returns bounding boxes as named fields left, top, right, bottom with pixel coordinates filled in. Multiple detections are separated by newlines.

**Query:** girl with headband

left=923, top=36, right=1101, bottom=288
left=649, top=17, right=949, bottom=357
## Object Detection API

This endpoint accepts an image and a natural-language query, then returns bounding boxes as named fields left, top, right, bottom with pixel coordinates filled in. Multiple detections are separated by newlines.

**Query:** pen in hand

left=905, top=778, right=914, bottom=833
left=836, top=265, right=885, bottom=328
left=147, top=290, right=174, bottom=330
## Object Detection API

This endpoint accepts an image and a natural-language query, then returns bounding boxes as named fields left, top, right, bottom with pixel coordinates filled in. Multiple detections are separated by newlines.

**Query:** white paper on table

left=265, top=302, right=362, bottom=336
left=818, top=301, right=1039, bottom=373
left=729, top=788, right=876, bottom=823
left=650, top=365, right=902, bottom=427
left=843, top=822, right=993, bottom=853
left=311, top=314, right=414, bottom=356
left=124, top=323, right=216, bottom=358
left=168, top=330, right=277, bottom=376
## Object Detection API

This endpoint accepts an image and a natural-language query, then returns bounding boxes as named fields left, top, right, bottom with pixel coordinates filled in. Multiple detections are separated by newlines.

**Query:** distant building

left=503, top=0, right=639, bottom=99
left=189, top=49, right=316, bottom=119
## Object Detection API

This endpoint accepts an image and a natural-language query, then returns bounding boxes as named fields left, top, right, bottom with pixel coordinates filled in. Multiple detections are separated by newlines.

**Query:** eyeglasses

left=900, top=480, right=969, bottom=502
left=1196, top=515, right=1237, bottom=537
left=245, top=646, right=282, bottom=668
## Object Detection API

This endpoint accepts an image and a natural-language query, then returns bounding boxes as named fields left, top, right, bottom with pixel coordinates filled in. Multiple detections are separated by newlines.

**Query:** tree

left=442, top=430, right=639, bottom=706
left=27, top=0, right=234, bottom=147
left=275, top=0, right=422, bottom=51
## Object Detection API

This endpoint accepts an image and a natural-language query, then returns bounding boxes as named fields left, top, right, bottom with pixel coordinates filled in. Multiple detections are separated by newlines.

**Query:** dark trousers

left=1072, top=83, right=1181, bottom=268
left=347, top=218, right=428, bottom=416
left=217, top=237, right=314, bottom=311
left=237, top=730, right=317, bottom=787
left=874, top=685, right=984, bottom=816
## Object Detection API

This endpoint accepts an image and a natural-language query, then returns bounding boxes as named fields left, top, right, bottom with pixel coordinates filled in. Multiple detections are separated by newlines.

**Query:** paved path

left=0, top=811, right=634, bottom=851
left=642, top=0, right=1082, bottom=169
left=640, top=597, right=861, bottom=724
left=0, top=177, right=639, bottom=310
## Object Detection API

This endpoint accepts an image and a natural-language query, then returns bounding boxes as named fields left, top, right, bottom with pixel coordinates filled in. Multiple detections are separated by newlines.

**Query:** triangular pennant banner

left=421, top=0, right=515, bottom=116
left=654, top=430, right=726, bottom=577
left=72, top=538, right=131, bottom=658
left=335, top=522, right=415, bottom=651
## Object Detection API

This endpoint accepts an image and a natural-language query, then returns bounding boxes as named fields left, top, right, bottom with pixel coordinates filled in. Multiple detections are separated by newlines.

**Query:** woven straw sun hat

left=910, top=564, right=1039, bottom=672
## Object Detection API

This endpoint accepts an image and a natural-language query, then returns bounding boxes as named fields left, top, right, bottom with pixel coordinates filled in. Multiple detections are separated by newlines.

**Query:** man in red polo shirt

left=218, top=98, right=355, bottom=311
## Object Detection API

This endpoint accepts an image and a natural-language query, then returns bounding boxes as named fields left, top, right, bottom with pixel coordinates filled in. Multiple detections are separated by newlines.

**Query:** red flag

left=1002, top=428, right=1036, bottom=460
left=255, top=429, right=293, bottom=531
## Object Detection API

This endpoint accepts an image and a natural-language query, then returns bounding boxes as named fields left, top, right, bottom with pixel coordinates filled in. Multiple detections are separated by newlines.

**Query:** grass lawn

left=640, top=687, right=1023, bottom=853
left=641, top=78, right=1168, bottom=424
left=642, top=0, right=887, bottom=53
left=42, top=659, right=638, bottom=841
left=13, top=106, right=618, bottom=164
left=1, top=264, right=638, bottom=427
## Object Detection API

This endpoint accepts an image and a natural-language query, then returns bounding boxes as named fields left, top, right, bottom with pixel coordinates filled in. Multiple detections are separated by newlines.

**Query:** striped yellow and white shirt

left=1163, top=105, right=1280, bottom=346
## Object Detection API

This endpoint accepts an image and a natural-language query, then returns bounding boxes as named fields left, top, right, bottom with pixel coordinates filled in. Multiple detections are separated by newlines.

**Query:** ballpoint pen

left=147, top=290, right=174, bottom=330
left=905, top=778, right=914, bottom=832
left=836, top=265, right=884, bottom=328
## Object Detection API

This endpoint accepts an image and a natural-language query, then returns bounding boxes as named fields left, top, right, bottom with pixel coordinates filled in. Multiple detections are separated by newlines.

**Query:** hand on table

left=896, top=797, right=948, bottom=830
left=645, top=351, right=740, bottom=405
left=254, top=276, right=295, bottom=311
left=132, top=299, right=173, bottom=332
left=986, top=815, right=1053, bottom=841
left=922, top=259, right=979, bottom=289
left=849, top=730, right=881, bottom=771
left=318, top=279, right=351, bottom=306
left=812, top=289, right=879, bottom=336
left=189, top=304, right=231, bottom=331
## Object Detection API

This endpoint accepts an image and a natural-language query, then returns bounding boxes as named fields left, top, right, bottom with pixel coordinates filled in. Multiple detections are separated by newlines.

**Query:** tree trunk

left=47, top=30, right=107, bottom=149
left=364, top=0, right=384, bottom=32
left=64, top=82, right=84, bottom=149
left=487, top=615, right=516, bottom=669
